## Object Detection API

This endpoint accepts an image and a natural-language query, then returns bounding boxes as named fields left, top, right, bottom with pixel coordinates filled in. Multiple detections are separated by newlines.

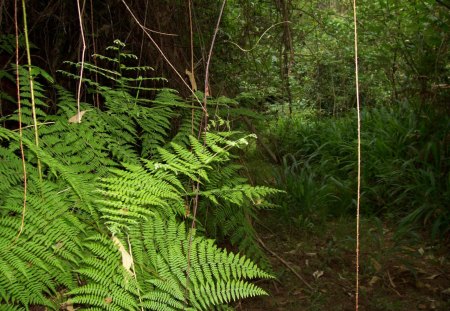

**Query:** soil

left=238, top=213, right=450, bottom=311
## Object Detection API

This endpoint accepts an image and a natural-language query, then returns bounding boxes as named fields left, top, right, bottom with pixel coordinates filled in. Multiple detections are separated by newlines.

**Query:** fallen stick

left=256, top=234, right=313, bottom=291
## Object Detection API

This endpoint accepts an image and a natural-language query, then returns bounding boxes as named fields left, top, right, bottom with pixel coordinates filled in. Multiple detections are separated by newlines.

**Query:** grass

left=261, top=102, right=449, bottom=239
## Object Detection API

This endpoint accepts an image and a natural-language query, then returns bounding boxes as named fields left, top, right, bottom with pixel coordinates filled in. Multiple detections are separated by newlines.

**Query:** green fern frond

left=0, top=174, right=86, bottom=308
left=142, top=215, right=272, bottom=310
left=6, top=65, right=53, bottom=126
left=98, top=162, right=185, bottom=231
left=69, top=213, right=271, bottom=310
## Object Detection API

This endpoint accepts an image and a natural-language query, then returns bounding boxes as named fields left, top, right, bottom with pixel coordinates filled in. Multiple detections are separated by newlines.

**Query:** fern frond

left=0, top=175, right=86, bottom=308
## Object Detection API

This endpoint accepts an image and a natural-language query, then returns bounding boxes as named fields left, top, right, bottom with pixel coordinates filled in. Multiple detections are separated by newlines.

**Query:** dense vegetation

left=0, top=0, right=449, bottom=310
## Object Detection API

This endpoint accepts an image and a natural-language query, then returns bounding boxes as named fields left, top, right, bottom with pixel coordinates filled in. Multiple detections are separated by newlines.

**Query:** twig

left=13, top=121, right=55, bottom=131
left=120, top=0, right=204, bottom=112
left=127, top=234, right=144, bottom=311
left=255, top=234, right=313, bottom=291
left=224, top=21, right=291, bottom=53
left=242, top=116, right=278, bottom=163
left=436, top=0, right=450, bottom=10
left=387, top=270, right=402, bottom=297
left=188, top=0, right=195, bottom=135
left=202, top=0, right=227, bottom=108
left=138, top=0, right=149, bottom=67
left=188, top=0, right=194, bottom=78
left=186, top=0, right=228, bottom=300
left=142, top=26, right=178, bottom=36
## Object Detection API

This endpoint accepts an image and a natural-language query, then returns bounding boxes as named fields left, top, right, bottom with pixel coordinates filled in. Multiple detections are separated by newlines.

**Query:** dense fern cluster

left=0, top=40, right=277, bottom=310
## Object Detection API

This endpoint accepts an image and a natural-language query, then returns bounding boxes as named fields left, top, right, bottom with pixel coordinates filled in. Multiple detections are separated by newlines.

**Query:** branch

left=436, top=0, right=450, bottom=10
left=255, top=234, right=313, bottom=290
left=120, top=0, right=204, bottom=111
left=224, top=21, right=292, bottom=53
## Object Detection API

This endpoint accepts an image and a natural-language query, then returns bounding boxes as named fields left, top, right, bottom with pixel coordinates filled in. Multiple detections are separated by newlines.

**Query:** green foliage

left=215, top=0, right=449, bottom=114
left=70, top=215, right=271, bottom=310
left=0, top=41, right=275, bottom=309
left=0, top=181, right=83, bottom=307
left=268, top=103, right=449, bottom=238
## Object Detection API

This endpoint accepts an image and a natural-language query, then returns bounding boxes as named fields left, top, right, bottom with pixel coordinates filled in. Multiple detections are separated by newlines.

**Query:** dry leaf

left=401, top=246, right=416, bottom=252
left=185, top=69, right=197, bottom=91
left=112, top=236, right=133, bottom=274
left=418, top=303, right=427, bottom=309
left=387, top=270, right=396, bottom=288
left=416, top=280, right=425, bottom=289
left=313, top=270, right=324, bottom=279
left=441, top=288, right=450, bottom=295
left=426, top=273, right=441, bottom=280
left=104, top=297, right=113, bottom=304
left=338, top=273, right=347, bottom=280
left=68, top=110, right=88, bottom=123
left=371, top=258, right=382, bottom=272
left=292, top=289, right=304, bottom=297
left=429, top=300, right=438, bottom=309
left=418, top=247, right=425, bottom=256
left=369, top=276, right=381, bottom=286
left=64, top=302, right=75, bottom=311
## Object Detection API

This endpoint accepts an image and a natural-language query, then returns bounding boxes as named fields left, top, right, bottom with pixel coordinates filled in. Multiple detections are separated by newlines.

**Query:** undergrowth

left=266, top=103, right=449, bottom=239
left=0, top=40, right=278, bottom=310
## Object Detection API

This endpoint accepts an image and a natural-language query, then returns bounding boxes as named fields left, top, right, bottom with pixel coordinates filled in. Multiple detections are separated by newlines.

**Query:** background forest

left=0, top=0, right=449, bottom=310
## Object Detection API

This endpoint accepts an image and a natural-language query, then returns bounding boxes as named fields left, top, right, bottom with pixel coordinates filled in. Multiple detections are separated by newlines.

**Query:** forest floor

left=238, top=212, right=450, bottom=311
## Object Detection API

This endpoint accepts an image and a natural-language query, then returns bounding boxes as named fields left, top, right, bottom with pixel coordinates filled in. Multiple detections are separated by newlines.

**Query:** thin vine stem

left=13, top=0, right=27, bottom=243
left=89, top=0, right=100, bottom=108
left=186, top=0, right=227, bottom=301
left=76, top=0, right=87, bottom=122
left=224, top=21, right=291, bottom=53
left=352, top=1, right=362, bottom=310
left=21, top=0, right=41, bottom=179
left=120, top=0, right=204, bottom=112
left=188, top=0, right=195, bottom=136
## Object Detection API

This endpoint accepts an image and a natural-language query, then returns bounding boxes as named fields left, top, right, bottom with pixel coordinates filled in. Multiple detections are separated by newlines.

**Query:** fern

left=69, top=214, right=271, bottom=311
left=59, top=40, right=179, bottom=158
left=1, top=41, right=277, bottom=310
left=0, top=175, right=86, bottom=308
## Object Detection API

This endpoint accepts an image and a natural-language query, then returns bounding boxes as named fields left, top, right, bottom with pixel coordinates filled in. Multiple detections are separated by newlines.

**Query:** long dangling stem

left=185, top=0, right=227, bottom=301
left=352, top=1, right=362, bottom=310
left=76, top=0, right=87, bottom=122
left=21, top=0, right=41, bottom=179
left=188, top=0, right=195, bottom=136
left=14, top=0, right=28, bottom=242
